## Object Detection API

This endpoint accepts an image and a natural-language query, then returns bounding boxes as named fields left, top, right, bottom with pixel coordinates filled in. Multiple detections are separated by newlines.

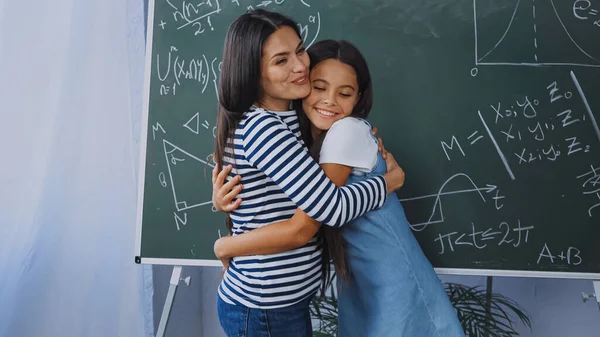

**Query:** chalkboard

left=135, top=0, right=600, bottom=278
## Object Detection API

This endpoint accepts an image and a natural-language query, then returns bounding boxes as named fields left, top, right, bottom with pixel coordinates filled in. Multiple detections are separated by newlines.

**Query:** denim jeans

left=217, top=295, right=313, bottom=337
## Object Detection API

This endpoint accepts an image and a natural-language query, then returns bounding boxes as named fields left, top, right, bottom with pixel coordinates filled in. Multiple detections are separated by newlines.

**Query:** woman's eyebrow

left=270, top=50, right=290, bottom=60
left=270, top=42, right=303, bottom=60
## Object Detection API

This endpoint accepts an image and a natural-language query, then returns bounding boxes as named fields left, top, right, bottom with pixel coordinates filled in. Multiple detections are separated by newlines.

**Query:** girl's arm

left=214, top=164, right=352, bottom=260
left=242, top=112, right=404, bottom=227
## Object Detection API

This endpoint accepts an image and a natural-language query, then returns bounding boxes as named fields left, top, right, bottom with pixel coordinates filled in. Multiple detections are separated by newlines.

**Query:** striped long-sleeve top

left=217, top=107, right=388, bottom=309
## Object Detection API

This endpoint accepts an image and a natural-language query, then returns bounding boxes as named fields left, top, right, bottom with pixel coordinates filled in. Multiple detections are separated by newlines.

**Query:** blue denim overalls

left=337, top=119, right=464, bottom=337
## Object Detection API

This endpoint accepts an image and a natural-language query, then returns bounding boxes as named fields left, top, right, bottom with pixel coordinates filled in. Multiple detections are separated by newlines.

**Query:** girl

left=213, top=40, right=464, bottom=337
left=213, top=9, right=406, bottom=337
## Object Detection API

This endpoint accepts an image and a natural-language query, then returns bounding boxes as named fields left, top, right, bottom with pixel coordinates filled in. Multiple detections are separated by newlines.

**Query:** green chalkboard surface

left=136, top=0, right=600, bottom=278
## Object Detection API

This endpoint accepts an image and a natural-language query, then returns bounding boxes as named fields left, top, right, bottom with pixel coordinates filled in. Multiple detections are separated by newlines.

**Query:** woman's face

left=258, top=26, right=310, bottom=111
left=302, top=59, right=359, bottom=136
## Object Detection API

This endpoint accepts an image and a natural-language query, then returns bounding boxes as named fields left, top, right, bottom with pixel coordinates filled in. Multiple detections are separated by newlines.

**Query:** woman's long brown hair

left=214, top=9, right=302, bottom=233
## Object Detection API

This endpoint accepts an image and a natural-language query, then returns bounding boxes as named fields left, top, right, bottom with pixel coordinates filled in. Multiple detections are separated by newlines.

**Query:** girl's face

left=258, top=26, right=310, bottom=111
left=302, top=59, right=359, bottom=136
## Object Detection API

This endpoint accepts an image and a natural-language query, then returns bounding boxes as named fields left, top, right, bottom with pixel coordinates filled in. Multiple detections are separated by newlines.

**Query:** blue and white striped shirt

left=217, top=107, right=387, bottom=309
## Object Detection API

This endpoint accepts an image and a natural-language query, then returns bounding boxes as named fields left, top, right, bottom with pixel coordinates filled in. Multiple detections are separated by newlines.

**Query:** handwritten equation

left=573, top=0, right=600, bottom=29
left=162, top=0, right=222, bottom=35
left=434, top=219, right=533, bottom=255
left=487, top=84, right=592, bottom=166
left=537, top=242, right=583, bottom=266
left=443, top=73, right=595, bottom=174
left=158, top=0, right=321, bottom=44
left=424, top=70, right=599, bottom=266
left=155, top=46, right=221, bottom=98
left=576, top=163, right=600, bottom=217
left=230, top=0, right=321, bottom=48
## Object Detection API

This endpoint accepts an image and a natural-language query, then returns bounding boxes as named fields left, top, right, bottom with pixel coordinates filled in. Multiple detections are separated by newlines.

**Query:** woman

left=213, top=9, right=406, bottom=337
left=213, top=40, right=464, bottom=336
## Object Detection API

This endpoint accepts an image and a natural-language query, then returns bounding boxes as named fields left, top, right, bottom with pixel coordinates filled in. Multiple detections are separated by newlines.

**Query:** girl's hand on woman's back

left=371, top=126, right=388, bottom=159
left=382, top=152, right=405, bottom=194
left=212, top=164, right=243, bottom=212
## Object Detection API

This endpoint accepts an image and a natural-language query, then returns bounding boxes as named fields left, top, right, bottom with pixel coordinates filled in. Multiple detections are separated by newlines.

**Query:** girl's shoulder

left=324, top=117, right=377, bottom=149
left=320, top=117, right=378, bottom=173
left=329, top=117, right=372, bottom=135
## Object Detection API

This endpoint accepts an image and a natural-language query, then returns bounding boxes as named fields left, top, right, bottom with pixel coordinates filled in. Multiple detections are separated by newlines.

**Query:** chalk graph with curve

left=400, top=173, right=499, bottom=232
left=472, top=0, right=600, bottom=75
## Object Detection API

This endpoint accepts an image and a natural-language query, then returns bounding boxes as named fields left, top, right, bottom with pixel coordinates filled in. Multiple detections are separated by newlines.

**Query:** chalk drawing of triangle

left=163, top=139, right=215, bottom=212
left=183, top=112, right=200, bottom=134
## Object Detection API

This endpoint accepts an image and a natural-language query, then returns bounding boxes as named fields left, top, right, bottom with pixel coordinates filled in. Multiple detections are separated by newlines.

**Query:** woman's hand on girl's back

left=212, top=164, right=243, bottom=212
left=382, top=152, right=405, bottom=194
left=214, top=237, right=232, bottom=271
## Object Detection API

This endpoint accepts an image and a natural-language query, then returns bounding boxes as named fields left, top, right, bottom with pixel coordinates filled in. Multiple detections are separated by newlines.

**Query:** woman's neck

left=256, top=97, right=291, bottom=112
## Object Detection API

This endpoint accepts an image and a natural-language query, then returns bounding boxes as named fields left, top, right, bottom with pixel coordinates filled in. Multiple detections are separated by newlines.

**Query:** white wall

left=0, top=1, right=153, bottom=336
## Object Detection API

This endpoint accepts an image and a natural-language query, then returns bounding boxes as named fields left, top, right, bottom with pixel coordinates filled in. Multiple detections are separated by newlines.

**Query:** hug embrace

left=210, top=8, right=464, bottom=337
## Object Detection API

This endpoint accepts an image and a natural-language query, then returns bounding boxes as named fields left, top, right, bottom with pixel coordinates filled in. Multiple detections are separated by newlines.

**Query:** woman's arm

left=242, top=112, right=403, bottom=227
left=211, top=123, right=390, bottom=213
left=214, top=164, right=352, bottom=261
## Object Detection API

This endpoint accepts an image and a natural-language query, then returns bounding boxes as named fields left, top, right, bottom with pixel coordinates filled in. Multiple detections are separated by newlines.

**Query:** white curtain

left=0, top=0, right=154, bottom=336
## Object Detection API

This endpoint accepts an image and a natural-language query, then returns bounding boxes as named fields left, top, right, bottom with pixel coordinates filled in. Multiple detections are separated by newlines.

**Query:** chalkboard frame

left=133, top=0, right=156, bottom=267
left=134, top=0, right=600, bottom=281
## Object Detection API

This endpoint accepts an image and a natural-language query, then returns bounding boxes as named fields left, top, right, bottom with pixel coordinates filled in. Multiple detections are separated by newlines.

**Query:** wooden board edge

left=134, top=257, right=600, bottom=279
left=435, top=268, right=600, bottom=280
left=138, top=257, right=223, bottom=267
left=135, top=0, right=157, bottom=263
